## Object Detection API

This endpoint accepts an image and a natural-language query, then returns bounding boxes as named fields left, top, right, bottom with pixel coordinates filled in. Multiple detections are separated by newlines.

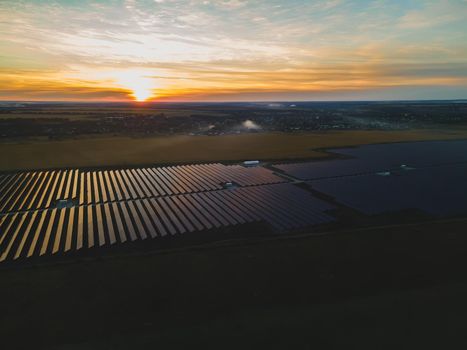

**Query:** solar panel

left=148, top=198, right=176, bottom=235
left=111, top=202, right=127, bottom=243
left=141, top=199, right=167, bottom=237
left=97, top=172, right=108, bottom=203
left=25, top=173, right=45, bottom=210
left=55, top=170, right=68, bottom=200
left=310, top=163, right=467, bottom=217
left=274, top=140, right=467, bottom=181
left=52, top=208, right=67, bottom=253
left=71, top=169, right=79, bottom=199
left=94, top=204, right=106, bottom=246
left=126, top=201, right=147, bottom=240
left=165, top=196, right=195, bottom=232
left=27, top=210, right=48, bottom=257
left=103, top=171, right=116, bottom=202
left=76, top=205, right=84, bottom=250
left=63, top=170, right=73, bottom=199
left=103, top=203, right=117, bottom=245
left=134, top=200, right=157, bottom=238
left=86, top=205, right=94, bottom=248
left=158, top=197, right=186, bottom=233
left=64, top=206, right=76, bottom=252
left=172, top=196, right=204, bottom=231
left=0, top=211, right=29, bottom=262
left=13, top=210, right=39, bottom=260
left=79, top=172, right=85, bottom=205
left=39, top=208, right=57, bottom=256
left=119, top=202, right=138, bottom=241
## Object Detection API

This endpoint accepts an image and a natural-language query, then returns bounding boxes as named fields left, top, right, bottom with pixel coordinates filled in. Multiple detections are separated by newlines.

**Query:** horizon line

left=1, top=98, right=467, bottom=104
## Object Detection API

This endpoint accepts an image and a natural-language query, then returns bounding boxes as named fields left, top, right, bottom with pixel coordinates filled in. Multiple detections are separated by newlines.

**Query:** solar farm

left=307, top=163, right=467, bottom=216
left=1, top=139, right=467, bottom=265
left=0, top=163, right=335, bottom=264
left=273, top=140, right=467, bottom=217
left=273, top=139, right=467, bottom=180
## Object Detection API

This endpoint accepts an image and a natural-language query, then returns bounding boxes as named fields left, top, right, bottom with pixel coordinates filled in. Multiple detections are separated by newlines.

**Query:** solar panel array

left=0, top=170, right=80, bottom=214
left=0, top=163, right=284, bottom=214
left=273, top=159, right=377, bottom=180
left=0, top=183, right=335, bottom=263
left=308, top=163, right=467, bottom=216
left=332, top=140, right=467, bottom=167
left=273, top=140, right=467, bottom=180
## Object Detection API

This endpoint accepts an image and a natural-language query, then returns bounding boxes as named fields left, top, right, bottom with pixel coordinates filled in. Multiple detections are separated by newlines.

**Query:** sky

left=0, top=0, right=466, bottom=102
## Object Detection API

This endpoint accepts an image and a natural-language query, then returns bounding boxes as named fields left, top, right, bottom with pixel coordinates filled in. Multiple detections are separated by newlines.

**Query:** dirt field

left=1, top=129, right=467, bottom=171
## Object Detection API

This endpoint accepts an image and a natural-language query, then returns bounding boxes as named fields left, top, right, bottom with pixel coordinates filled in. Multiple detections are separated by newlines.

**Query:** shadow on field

left=2, top=219, right=467, bottom=349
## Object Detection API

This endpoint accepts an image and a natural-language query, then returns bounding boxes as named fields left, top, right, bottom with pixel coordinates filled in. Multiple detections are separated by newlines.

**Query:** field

left=0, top=108, right=227, bottom=120
left=2, top=129, right=467, bottom=171
left=2, top=218, right=467, bottom=348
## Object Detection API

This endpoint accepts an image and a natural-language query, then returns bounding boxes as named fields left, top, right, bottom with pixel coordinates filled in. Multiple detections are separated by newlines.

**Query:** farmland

left=2, top=129, right=467, bottom=171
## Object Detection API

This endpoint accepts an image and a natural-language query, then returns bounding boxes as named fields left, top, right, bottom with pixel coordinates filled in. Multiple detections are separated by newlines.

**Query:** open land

left=2, top=218, right=467, bottom=349
left=1, top=101, right=467, bottom=171
left=2, top=129, right=467, bottom=171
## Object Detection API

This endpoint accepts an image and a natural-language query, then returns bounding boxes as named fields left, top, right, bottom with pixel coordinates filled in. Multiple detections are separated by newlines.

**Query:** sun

left=114, top=71, right=155, bottom=102
left=132, top=86, right=153, bottom=102
left=128, top=77, right=154, bottom=102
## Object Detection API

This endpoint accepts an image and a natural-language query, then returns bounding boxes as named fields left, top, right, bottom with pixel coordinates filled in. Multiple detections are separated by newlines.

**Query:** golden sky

left=1, top=0, right=466, bottom=101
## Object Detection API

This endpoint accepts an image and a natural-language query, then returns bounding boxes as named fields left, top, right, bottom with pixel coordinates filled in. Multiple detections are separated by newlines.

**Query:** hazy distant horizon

left=2, top=98, right=466, bottom=105
left=1, top=85, right=466, bottom=104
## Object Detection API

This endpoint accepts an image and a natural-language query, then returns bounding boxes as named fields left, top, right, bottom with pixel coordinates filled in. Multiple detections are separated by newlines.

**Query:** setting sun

left=114, top=71, right=155, bottom=102
left=131, top=86, right=153, bottom=102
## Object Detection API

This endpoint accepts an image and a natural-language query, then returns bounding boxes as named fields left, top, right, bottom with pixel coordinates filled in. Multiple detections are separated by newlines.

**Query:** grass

left=1, top=129, right=467, bottom=171
left=2, top=218, right=467, bottom=348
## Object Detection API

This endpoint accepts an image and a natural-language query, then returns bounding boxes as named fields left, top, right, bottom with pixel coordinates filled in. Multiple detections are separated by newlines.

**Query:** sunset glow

left=132, top=88, right=153, bottom=102
left=115, top=72, right=155, bottom=101
left=0, top=0, right=466, bottom=101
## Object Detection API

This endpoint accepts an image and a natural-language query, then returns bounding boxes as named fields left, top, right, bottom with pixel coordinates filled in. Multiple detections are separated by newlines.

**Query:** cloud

left=398, top=0, right=467, bottom=29
left=216, top=0, right=248, bottom=10
left=0, top=0, right=466, bottom=101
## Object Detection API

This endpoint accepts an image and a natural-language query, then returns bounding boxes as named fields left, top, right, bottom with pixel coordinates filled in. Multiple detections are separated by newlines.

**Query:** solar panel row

left=0, top=163, right=284, bottom=214
left=0, top=170, right=80, bottom=214
left=78, top=163, right=284, bottom=204
left=231, top=184, right=335, bottom=231
left=0, top=183, right=335, bottom=263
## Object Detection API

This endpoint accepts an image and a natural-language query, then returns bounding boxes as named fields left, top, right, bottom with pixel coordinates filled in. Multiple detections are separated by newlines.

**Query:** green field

left=1, top=129, right=467, bottom=171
